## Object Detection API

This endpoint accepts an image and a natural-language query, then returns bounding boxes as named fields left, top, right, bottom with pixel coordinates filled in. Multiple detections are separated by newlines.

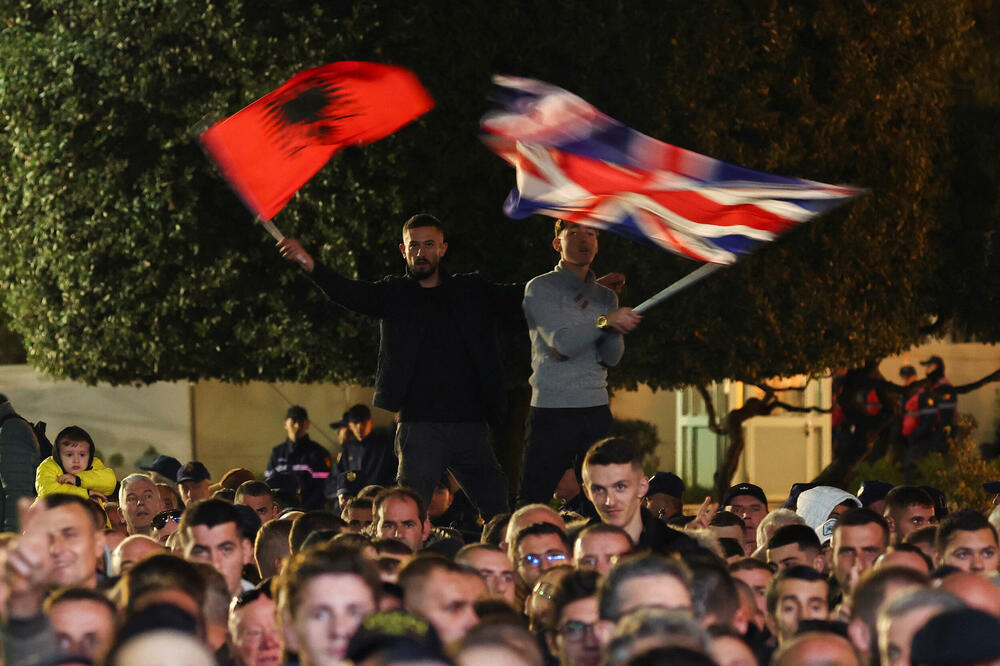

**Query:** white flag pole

left=632, top=263, right=724, bottom=315
left=258, top=218, right=285, bottom=242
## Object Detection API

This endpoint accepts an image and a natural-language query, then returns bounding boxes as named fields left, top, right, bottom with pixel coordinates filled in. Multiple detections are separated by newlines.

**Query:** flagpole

left=632, top=263, right=723, bottom=315
left=258, top=218, right=285, bottom=242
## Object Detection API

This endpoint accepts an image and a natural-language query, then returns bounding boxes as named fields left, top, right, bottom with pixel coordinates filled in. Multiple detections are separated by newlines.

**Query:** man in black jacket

left=264, top=405, right=332, bottom=511
left=278, top=214, right=518, bottom=519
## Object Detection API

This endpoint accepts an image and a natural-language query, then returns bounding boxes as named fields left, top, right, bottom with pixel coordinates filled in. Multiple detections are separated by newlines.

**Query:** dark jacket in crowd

left=310, top=263, right=523, bottom=427
left=265, top=434, right=332, bottom=511
left=333, top=432, right=397, bottom=497
left=0, top=400, right=40, bottom=531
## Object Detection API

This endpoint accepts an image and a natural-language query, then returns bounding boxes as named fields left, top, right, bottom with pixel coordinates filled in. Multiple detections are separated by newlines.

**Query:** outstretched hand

left=277, top=238, right=315, bottom=273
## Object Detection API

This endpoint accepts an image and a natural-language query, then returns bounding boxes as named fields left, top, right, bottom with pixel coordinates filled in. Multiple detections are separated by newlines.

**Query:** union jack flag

left=480, top=76, right=862, bottom=264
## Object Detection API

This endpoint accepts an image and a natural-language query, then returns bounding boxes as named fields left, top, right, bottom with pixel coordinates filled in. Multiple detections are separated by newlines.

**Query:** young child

left=35, top=425, right=117, bottom=500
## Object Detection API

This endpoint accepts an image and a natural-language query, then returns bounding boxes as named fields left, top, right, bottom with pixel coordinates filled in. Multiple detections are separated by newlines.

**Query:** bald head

left=504, top=504, right=565, bottom=551
left=774, top=632, right=860, bottom=666
left=938, top=571, right=1000, bottom=617
left=113, top=534, right=166, bottom=576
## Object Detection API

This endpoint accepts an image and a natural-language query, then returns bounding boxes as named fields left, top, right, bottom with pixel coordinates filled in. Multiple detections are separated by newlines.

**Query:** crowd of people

left=0, top=212, right=994, bottom=665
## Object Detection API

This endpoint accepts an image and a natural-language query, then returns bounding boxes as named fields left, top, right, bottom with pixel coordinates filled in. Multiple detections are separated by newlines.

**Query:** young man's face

left=464, top=548, right=516, bottom=605
left=342, top=505, right=373, bottom=534
left=230, top=594, right=282, bottom=666
left=59, top=441, right=89, bottom=474
left=553, top=223, right=598, bottom=268
left=549, top=595, right=601, bottom=666
left=238, top=493, right=277, bottom=524
left=285, top=573, right=375, bottom=666
left=408, top=569, right=484, bottom=647
left=179, top=479, right=212, bottom=505
left=938, top=528, right=999, bottom=574
left=376, top=496, right=428, bottom=553
left=46, top=503, right=105, bottom=588
left=615, top=573, right=692, bottom=616
left=50, top=598, right=116, bottom=662
left=121, top=479, right=164, bottom=533
left=516, top=533, right=571, bottom=586
left=832, top=523, right=887, bottom=593
left=726, top=495, right=768, bottom=545
left=768, top=543, right=821, bottom=572
left=185, top=521, right=252, bottom=596
left=879, top=605, right=942, bottom=666
left=768, top=578, right=830, bottom=644
left=888, top=504, right=936, bottom=541
left=400, top=226, right=447, bottom=281
left=574, top=531, right=632, bottom=576
left=732, top=567, right=773, bottom=622
left=582, top=463, right=649, bottom=531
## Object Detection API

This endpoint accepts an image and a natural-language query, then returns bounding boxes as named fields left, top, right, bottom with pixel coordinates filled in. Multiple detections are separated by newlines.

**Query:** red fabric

left=200, top=62, right=434, bottom=220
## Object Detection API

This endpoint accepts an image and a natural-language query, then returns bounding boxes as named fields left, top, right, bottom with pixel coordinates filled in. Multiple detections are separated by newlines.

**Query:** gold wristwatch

left=596, top=315, right=611, bottom=330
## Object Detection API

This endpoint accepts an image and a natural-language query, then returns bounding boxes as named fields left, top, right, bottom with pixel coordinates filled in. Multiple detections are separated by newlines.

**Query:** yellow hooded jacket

left=35, top=455, right=117, bottom=498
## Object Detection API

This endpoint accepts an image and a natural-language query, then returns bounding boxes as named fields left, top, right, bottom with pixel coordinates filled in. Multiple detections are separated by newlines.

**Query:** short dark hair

left=688, top=556, right=739, bottom=625
left=276, top=543, right=381, bottom=620
left=40, top=494, right=103, bottom=530
left=373, top=486, right=428, bottom=524
left=402, top=213, right=445, bottom=237
left=398, top=554, right=474, bottom=603
left=122, top=553, right=206, bottom=613
left=904, top=525, right=938, bottom=549
left=729, top=557, right=776, bottom=574
left=583, top=437, right=642, bottom=470
left=372, top=537, right=414, bottom=557
left=180, top=499, right=243, bottom=547
left=765, top=565, right=829, bottom=615
left=598, top=554, right=692, bottom=621
left=852, top=565, right=929, bottom=629
left=885, top=486, right=934, bottom=512
left=547, top=569, right=600, bottom=633
left=710, top=510, right=746, bottom=530
left=768, top=524, right=821, bottom=552
left=54, top=425, right=94, bottom=452
left=235, top=481, right=273, bottom=502
left=289, top=511, right=346, bottom=554
left=345, top=497, right=374, bottom=513
left=513, top=521, right=571, bottom=557
left=935, top=509, right=997, bottom=555
left=45, top=586, right=118, bottom=619
left=254, top=518, right=293, bottom=579
left=482, top=512, right=511, bottom=546
left=834, top=508, right=889, bottom=546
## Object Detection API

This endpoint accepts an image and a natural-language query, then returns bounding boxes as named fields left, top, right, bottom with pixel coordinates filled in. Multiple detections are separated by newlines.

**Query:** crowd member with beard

left=278, top=214, right=520, bottom=521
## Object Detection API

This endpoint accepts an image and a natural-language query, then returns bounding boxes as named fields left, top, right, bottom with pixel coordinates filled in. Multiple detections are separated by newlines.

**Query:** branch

left=951, top=368, right=1000, bottom=395
left=695, top=385, right=727, bottom=436
left=772, top=401, right=833, bottom=414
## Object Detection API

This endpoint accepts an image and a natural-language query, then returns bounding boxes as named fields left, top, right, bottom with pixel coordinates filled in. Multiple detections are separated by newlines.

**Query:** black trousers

left=517, top=405, right=613, bottom=507
left=395, top=421, right=509, bottom=520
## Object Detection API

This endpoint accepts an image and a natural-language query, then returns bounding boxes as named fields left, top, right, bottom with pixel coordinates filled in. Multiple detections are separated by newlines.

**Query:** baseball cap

left=796, top=486, right=861, bottom=530
left=177, top=461, right=211, bottom=483
left=911, top=608, right=1000, bottom=665
left=778, top=482, right=818, bottom=510
left=857, top=480, right=894, bottom=507
left=815, top=518, right=838, bottom=546
left=647, top=472, right=685, bottom=499
left=919, top=355, right=944, bottom=367
left=330, top=404, right=371, bottom=429
left=899, top=365, right=917, bottom=379
left=140, top=455, right=182, bottom=481
left=723, top=483, right=767, bottom=507
left=285, top=405, right=309, bottom=422
left=218, top=468, right=255, bottom=490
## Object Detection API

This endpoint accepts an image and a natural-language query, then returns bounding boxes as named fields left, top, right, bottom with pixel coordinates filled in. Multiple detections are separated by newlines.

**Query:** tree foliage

left=1, top=1, right=996, bottom=391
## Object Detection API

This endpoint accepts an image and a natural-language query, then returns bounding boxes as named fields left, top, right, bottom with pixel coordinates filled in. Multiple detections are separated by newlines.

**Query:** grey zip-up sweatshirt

left=523, top=263, right=624, bottom=408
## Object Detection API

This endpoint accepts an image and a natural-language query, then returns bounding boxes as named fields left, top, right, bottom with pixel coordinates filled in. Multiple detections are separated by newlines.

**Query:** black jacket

left=310, top=263, right=523, bottom=425
left=264, top=435, right=332, bottom=511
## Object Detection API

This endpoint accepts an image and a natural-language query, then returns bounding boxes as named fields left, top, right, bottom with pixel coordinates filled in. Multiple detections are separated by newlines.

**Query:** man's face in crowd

left=285, top=573, right=375, bottom=666
left=376, top=496, right=428, bottom=552
left=428, top=485, right=453, bottom=518
left=185, top=521, right=252, bottom=596
left=768, top=543, right=821, bottom=573
left=180, top=479, right=212, bottom=506
left=50, top=598, right=116, bottom=663
left=726, top=495, right=767, bottom=545
left=616, top=573, right=692, bottom=616
left=121, top=478, right=163, bottom=533
left=239, top=493, right=278, bottom=524
left=516, top=533, right=571, bottom=586
left=732, top=567, right=772, bottom=623
left=553, top=223, right=598, bottom=268
left=575, top=531, right=631, bottom=576
left=464, top=548, right=516, bottom=605
left=343, top=505, right=373, bottom=534
left=400, top=226, right=448, bottom=281
left=879, top=605, right=943, bottom=666
left=833, top=522, right=887, bottom=593
left=411, top=569, right=485, bottom=646
left=348, top=418, right=372, bottom=442
left=158, top=485, right=180, bottom=511
left=582, top=462, right=649, bottom=530
left=888, top=504, right=936, bottom=541
left=938, top=528, right=999, bottom=574
left=284, top=417, right=308, bottom=441
left=768, top=578, right=830, bottom=644
left=549, top=595, right=601, bottom=666
left=46, top=502, right=104, bottom=588
left=230, top=594, right=282, bottom=666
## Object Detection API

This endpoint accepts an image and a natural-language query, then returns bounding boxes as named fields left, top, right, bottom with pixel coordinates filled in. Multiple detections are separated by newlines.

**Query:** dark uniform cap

left=177, top=461, right=211, bottom=483
left=285, top=405, right=309, bottom=422
left=647, top=472, right=685, bottom=499
left=723, top=483, right=768, bottom=507
left=330, top=404, right=372, bottom=429
left=140, top=455, right=182, bottom=481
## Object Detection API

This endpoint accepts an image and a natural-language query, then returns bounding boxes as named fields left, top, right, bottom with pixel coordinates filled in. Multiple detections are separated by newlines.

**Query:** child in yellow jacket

left=35, top=425, right=117, bottom=500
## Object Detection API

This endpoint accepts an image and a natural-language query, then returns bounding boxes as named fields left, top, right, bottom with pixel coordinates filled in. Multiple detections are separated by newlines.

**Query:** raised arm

left=277, top=238, right=386, bottom=317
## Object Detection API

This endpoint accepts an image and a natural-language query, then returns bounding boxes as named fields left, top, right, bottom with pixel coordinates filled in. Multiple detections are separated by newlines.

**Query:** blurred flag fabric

left=480, top=75, right=861, bottom=265
left=200, top=62, right=434, bottom=221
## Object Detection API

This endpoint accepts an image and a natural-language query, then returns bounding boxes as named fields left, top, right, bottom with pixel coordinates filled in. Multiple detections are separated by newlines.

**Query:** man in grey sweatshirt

left=517, top=219, right=641, bottom=507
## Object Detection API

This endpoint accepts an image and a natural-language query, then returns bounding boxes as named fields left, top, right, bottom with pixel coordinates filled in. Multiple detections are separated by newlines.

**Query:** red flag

left=200, top=61, right=434, bottom=220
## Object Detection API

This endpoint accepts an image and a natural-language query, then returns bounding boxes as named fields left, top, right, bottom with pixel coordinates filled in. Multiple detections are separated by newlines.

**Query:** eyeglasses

left=521, top=551, right=568, bottom=567
left=151, top=509, right=183, bottom=530
left=558, top=620, right=597, bottom=642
